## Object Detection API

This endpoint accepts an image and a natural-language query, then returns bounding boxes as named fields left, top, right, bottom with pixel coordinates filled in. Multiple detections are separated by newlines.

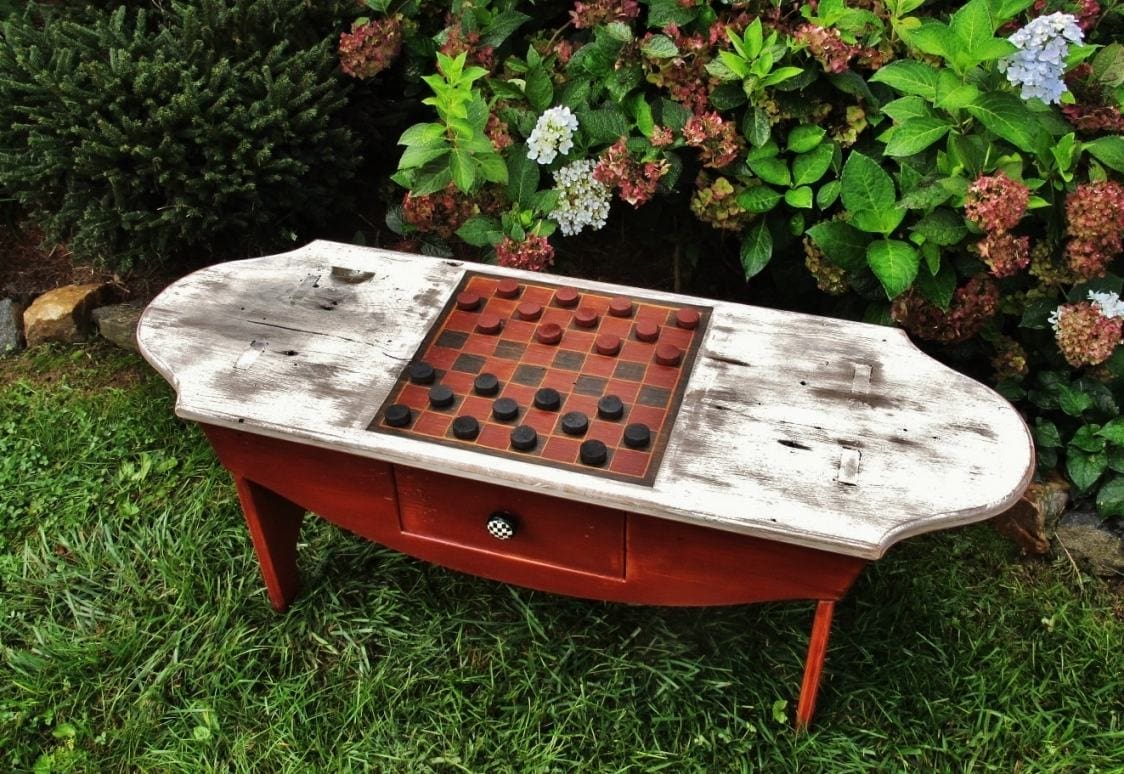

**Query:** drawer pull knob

left=486, top=512, right=517, bottom=540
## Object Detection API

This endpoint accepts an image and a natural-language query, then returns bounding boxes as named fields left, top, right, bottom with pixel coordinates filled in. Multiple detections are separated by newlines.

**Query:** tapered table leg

left=795, top=599, right=836, bottom=729
left=233, top=476, right=305, bottom=611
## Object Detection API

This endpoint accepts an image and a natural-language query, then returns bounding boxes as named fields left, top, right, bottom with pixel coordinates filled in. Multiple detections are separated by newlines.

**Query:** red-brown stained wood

left=203, top=425, right=865, bottom=607
left=232, top=476, right=305, bottom=611
left=796, top=600, right=836, bottom=729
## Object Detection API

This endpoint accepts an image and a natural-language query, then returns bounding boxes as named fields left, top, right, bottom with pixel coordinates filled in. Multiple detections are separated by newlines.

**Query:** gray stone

left=23, top=283, right=110, bottom=346
left=1054, top=508, right=1124, bottom=576
left=92, top=303, right=142, bottom=352
left=0, top=298, right=23, bottom=356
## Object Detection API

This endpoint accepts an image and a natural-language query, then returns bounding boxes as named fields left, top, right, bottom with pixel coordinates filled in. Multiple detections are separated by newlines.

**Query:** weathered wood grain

left=138, top=241, right=1035, bottom=559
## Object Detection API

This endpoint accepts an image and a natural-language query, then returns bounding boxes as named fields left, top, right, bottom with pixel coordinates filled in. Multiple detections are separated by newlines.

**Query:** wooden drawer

left=395, top=466, right=626, bottom=579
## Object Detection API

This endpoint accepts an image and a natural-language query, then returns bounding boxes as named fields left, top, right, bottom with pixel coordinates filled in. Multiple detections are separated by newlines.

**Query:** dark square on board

left=613, top=361, right=646, bottom=382
left=574, top=375, right=608, bottom=396
left=436, top=330, right=469, bottom=349
left=512, top=364, right=547, bottom=387
left=494, top=339, right=526, bottom=360
left=452, top=353, right=486, bottom=374
left=637, top=385, right=671, bottom=407
left=553, top=350, right=586, bottom=371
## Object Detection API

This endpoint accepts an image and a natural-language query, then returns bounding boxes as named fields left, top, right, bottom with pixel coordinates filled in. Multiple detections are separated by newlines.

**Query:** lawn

left=1, top=343, right=1121, bottom=771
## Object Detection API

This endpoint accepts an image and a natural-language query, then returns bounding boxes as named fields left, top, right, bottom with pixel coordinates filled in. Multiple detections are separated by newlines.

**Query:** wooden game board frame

left=369, top=270, right=713, bottom=486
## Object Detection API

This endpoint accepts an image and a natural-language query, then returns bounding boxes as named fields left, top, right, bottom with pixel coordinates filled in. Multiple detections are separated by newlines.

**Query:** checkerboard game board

left=368, top=271, right=711, bottom=485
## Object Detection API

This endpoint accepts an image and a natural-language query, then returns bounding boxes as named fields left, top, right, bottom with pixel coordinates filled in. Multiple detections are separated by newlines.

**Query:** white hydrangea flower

left=526, top=106, right=579, bottom=165
left=1048, top=306, right=1064, bottom=332
left=1088, top=290, right=1124, bottom=319
left=999, top=12, right=1083, bottom=105
left=550, top=160, right=610, bottom=236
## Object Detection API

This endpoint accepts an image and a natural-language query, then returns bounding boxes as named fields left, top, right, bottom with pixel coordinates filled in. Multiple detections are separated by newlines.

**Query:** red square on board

left=399, top=384, right=430, bottom=409
left=522, top=408, right=558, bottom=435
left=542, top=370, right=579, bottom=393
left=413, top=412, right=451, bottom=437
left=599, top=317, right=632, bottom=338
left=565, top=394, right=600, bottom=416
left=522, top=285, right=553, bottom=305
left=501, top=383, right=536, bottom=406
left=477, top=423, right=510, bottom=450
left=522, top=344, right=557, bottom=366
left=441, top=371, right=476, bottom=394
left=584, top=295, right=610, bottom=315
left=503, top=320, right=535, bottom=342
left=610, top=448, right=650, bottom=477
left=426, top=348, right=459, bottom=370
left=485, top=298, right=517, bottom=317
left=645, top=365, right=680, bottom=388
left=661, top=327, right=693, bottom=349
left=628, top=405, right=667, bottom=429
left=587, top=421, right=623, bottom=447
left=583, top=355, right=618, bottom=377
left=487, top=361, right=517, bottom=382
left=620, top=340, right=652, bottom=362
left=605, top=379, right=641, bottom=402
left=563, top=330, right=595, bottom=350
left=461, top=335, right=497, bottom=356
left=541, top=308, right=571, bottom=328
left=446, top=310, right=479, bottom=332
left=459, top=395, right=493, bottom=419
left=542, top=436, right=581, bottom=464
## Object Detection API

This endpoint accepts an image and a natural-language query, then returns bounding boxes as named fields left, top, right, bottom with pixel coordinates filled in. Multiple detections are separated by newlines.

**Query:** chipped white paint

left=850, top=363, right=872, bottom=395
left=137, top=241, right=1035, bottom=559
left=837, top=449, right=862, bottom=485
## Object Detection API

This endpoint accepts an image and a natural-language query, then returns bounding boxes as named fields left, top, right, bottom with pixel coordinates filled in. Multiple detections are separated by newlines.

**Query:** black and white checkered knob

left=486, top=512, right=517, bottom=541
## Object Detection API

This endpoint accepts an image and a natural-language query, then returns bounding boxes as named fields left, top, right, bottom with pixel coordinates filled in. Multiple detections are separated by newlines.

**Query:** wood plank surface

left=137, top=241, right=1035, bottom=559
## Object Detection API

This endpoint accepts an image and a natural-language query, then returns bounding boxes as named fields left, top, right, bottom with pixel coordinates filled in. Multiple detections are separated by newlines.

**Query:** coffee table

left=137, top=240, right=1034, bottom=727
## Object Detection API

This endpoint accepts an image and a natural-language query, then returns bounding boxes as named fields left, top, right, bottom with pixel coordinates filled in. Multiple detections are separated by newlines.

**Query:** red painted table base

left=203, top=425, right=866, bottom=728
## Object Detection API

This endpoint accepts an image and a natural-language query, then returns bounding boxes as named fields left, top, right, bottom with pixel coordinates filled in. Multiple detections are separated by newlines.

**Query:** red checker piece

left=555, top=287, right=580, bottom=308
left=476, top=313, right=503, bottom=335
left=456, top=291, right=482, bottom=311
left=675, top=307, right=701, bottom=329
left=496, top=278, right=521, bottom=298
left=655, top=343, right=683, bottom=366
left=608, top=296, right=634, bottom=317
left=517, top=301, right=543, bottom=321
left=574, top=307, right=600, bottom=328
left=536, top=322, right=563, bottom=345
left=594, top=334, right=621, bottom=356
left=634, top=319, right=660, bottom=342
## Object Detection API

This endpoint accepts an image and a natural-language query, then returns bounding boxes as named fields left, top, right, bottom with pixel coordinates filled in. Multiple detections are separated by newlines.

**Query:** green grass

left=1, top=343, right=1121, bottom=772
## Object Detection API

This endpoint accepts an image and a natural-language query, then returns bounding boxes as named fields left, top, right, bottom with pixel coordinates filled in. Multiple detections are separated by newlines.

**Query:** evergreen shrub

left=0, top=0, right=360, bottom=268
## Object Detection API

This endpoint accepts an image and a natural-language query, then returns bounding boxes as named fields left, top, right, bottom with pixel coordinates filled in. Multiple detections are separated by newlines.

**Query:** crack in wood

left=245, top=319, right=379, bottom=348
left=705, top=354, right=752, bottom=367
left=778, top=439, right=812, bottom=451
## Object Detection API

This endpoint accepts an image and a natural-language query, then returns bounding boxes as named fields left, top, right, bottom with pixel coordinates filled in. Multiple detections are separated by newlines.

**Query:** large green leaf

left=1096, top=476, right=1124, bottom=517
left=806, top=221, right=870, bottom=272
left=450, top=148, right=475, bottom=192
left=881, top=96, right=932, bottom=123
left=867, top=239, right=920, bottom=298
left=965, top=93, right=1041, bottom=153
left=740, top=220, right=773, bottom=280
left=456, top=215, right=502, bottom=247
left=792, top=144, right=834, bottom=185
left=852, top=207, right=905, bottom=235
left=641, top=34, right=679, bottom=59
left=1096, top=417, right=1124, bottom=446
left=915, top=262, right=956, bottom=309
left=785, top=186, right=814, bottom=209
left=1067, top=449, right=1107, bottom=492
left=748, top=156, right=791, bottom=186
left=742, top=107, right=771, bottom=147
left=911, top=208, right=968, bottom=245
left=736, top=186, right=783, bottom=213
left=787, top=125, right=826, bottom=154
left=869, top=60, right=940, bottom=100
left=1084, top=136, right=1124, bottom=173
left=885, top=118, right=953, bottom=157
left=841, top=152, right=897, bottom=214
left=950, top=0, right=995, bottom=55
left=524, top=67, right=554, bottom=112
left=506, top=148, right=539, bottom=207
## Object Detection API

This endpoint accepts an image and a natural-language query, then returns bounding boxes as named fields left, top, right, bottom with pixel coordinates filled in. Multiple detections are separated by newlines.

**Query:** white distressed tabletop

left=137, top=240, right=1034, bottom=559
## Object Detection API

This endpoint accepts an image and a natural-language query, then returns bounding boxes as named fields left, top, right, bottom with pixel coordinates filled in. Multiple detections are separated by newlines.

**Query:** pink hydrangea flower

left=978, top=232, right=1030, bottom=278
left=1065, top=180, right=1124, bottom=279
left=569, top=0, right=640, bottom=30
left=339, top=17, right=403, bottom=80
left=593, top=139, right=669, bottom=207
left=496, top=234, right=555, bottom=272
left=1049, top=298, right=1124, bottom=367
left=682, top=111, right=742, bottom=169
left=964, top=173, right=1029, bottom=233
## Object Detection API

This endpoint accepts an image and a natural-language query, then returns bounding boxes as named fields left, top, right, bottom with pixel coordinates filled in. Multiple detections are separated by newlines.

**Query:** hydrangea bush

left=342, top=0, right=1124, bottom=518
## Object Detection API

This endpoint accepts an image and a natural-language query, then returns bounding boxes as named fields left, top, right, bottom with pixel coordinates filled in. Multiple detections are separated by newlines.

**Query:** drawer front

left=395, top=467, right=625, bottom=578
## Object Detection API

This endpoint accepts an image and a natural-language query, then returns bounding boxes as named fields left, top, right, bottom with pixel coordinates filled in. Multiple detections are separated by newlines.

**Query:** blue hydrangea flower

left=999, top=12, right=1083, bottom=105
